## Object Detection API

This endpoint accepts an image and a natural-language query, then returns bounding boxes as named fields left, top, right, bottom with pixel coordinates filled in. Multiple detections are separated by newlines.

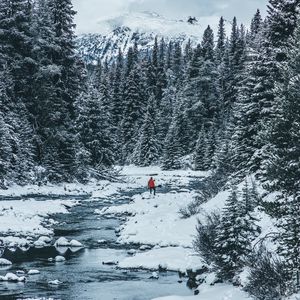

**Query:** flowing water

left=0, top=188, right=194, bottom=300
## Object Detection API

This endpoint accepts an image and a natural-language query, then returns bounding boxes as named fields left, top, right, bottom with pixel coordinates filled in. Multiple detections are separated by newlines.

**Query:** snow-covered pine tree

left=76, top=83, right=115, bottom=172
left=277, top=194, right=300, bottom=289
left=216, top=184, right=260, bottom=279
left=38, top=0, right=83, bottom=181
left=250, top=9, right=263, bottom=42
left=111, top=48, right=124, bottom=129
left=267, top=0, right=299, bottom=62
left=137, top=94, right=159, bottom=166
left=162, top=120, right=182, bottom=170
left=194, top=126, right=207, bottom=171
left=216, top=17, right=226, bottom=64
left=0, top=113, right=12, bottom=187
left=121, top=64, right=144, bottom=163
left=263, top=20, right=300, bottom=195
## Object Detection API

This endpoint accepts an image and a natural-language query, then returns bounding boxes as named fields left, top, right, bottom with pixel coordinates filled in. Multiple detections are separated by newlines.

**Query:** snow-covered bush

left=245, top=247, right=292, bottom=299
left=193, top=211, right=221, bottom=264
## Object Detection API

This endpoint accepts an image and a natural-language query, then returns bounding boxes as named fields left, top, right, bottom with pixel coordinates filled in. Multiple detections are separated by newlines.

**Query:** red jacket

left=148, top=179, right=155, bottom=188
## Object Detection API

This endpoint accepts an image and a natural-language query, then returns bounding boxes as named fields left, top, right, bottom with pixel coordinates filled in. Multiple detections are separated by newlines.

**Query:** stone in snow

left=48, top=279, right=62, bottom=285
left=97, top=239, right=107, bottom=244
left=0, top=258, right=12, bottom=266
left=28, top=269, right=40, bottom=275
left=55, top=256, right=66, bottom=262
left=102, top=260, right=118, bottom=265
left=139, top=245, right=152, bottom=251
left=127, top=249, right=137, bottom=255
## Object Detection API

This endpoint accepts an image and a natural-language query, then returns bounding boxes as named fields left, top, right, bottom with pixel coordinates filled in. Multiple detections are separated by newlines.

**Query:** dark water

left=0, top=188, right=193, bottom=300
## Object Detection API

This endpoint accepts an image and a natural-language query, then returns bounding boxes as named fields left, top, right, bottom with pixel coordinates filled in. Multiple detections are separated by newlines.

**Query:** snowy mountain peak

left=97, top=11, right=202, bottom=38
left=76, top=11, right=203, bottom=64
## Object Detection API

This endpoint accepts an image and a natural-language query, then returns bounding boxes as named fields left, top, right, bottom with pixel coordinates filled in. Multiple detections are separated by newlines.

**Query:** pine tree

left=277, top=195, right=300, bottom=288
left=111, top=48, right=124, bottom=128
left=121, top=65, right=144, bottom=163
left=216, top=185, right=260, bottom=279
left=250, top=9, right=263, bottom=41
left=162, top=120, right=182, bottom=170
left=263, top=21, right=300, bottom=195
left=137, top=94, right=159, bottom=166
left=76, top=83, right=115, bottom=171
left=38, top=0, right=82, bottom=181
left=216, top=17, right=226, bottom=63
left=194, top=126, right=206, bottom=171
left=267, top=0, right=299, bottom=61
left=0, top=113, right=12, bottom=187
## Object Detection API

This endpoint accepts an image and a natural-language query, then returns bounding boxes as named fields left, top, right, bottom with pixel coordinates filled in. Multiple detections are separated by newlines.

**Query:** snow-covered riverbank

left=0, top=166, right=278, bottom=300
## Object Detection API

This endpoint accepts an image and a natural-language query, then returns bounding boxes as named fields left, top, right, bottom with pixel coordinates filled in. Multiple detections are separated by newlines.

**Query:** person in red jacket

left=148, top=177, right=156, bottom=196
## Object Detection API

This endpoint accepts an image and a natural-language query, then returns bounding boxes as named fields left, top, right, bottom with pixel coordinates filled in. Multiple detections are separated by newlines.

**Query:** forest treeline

left=0, top=0, right=299, bottom=197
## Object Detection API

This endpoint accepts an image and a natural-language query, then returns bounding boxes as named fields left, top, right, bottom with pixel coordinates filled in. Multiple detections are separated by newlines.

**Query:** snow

left=69, top=239, right=84, bottom=247
left=151, top=283, right=252, bottom=300
left=150, top=272, right=159, bottom=279
left=0, top=166, right=280, bottom=300
left=54, top=237, right=70, bottom=247
left=0, top=198, right=78, bottom=248
left=48, top=279, right=62, bottom=285
left=54, top=237, right=83, bottom=248
left=55, top=256, right=66, bottom=262
left=0, top=258, right=12, bottom=266
left=98, top=190, right=200, bottom=247
left=0, top=272, right=26, bottom=282
left=28, top=269, right=40, bottom=275
left=119, top=247, right=205, bottom=273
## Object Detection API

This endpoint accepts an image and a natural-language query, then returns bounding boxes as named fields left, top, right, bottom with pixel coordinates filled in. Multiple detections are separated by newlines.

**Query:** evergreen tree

left=194, top=126, right=206, bottom=171
left=137, top=94, right=159, bottom=166
left=76, top=84, right=115, bottom=172
left=263, top=21, right=300, bottom=195
left=121, top=65, right=144, bottom=162
left=267, top=0, right=299, bottom=61
left=162, top=120, right=182, bottom=170
left=216, top=17, right=226, bottom=63
left=216, top=185, right=260, bottom=279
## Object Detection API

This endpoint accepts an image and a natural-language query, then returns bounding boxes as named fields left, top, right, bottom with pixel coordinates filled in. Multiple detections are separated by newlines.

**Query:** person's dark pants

left=150, top=187, right=156, bottom=195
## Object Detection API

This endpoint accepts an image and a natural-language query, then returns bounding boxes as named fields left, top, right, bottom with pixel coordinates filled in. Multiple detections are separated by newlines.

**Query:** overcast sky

left=73, top=0, right=268, bottom=34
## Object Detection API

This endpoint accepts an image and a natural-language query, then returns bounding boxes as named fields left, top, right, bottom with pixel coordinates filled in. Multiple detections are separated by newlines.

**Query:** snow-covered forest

left=1, top=0, right=300, bottom=299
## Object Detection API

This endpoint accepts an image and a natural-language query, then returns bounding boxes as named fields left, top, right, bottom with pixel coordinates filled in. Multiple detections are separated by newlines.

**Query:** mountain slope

left=76, top=12, right=203, bottom=63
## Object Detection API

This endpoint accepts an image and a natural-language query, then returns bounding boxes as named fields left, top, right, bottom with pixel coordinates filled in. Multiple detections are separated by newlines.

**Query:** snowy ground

left=0, top=199, right=78, bottom=248
left=96, top=167, right=278, bottom=300
left=0, top=166, right=278, bottom=300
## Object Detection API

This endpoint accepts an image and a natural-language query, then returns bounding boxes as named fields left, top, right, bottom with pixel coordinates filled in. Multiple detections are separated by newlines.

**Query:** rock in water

left=69, top=239, right=83, bottom=247
left=55, top=237, right=70, bottom=247
left=55, top=256, right=66, bottom=262
left=28, top=269, right=40, bottom=275
left=48, top=279, right=62, bottom=285
left=0, top=258, right=12, bottom=266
